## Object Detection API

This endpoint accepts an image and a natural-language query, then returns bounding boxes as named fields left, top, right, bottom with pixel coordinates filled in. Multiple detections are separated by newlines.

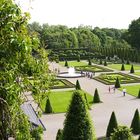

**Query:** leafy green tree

left=115, top=77, right=121, bottom=88
left=130, top=109, right=140, bottom=134
left=62, top=91, right=96, bottom=140
left=121, top=64, right=125, bottom=71
left=93, top=88, right=101, bottom=103
left=106, top=111, right=118, bottom=137
left=45, top=98, right=53, bottom=113
left=138, top=89, right=140, bottom=98
left=56, top=129, right=63, bottom=140
left=130, top=65, right=135, bottom=73
left=110, top=126, right=134, bottom=140
left=76, top=80, right=81, bottom=90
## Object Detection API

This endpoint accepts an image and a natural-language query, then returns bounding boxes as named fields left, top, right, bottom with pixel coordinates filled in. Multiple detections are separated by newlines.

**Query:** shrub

left=64, top=61, right=68, bottom=67
left=130, top=65, right=134, bottom=73
left=99, top=59, right=102, bottom=65
left=62, top=91, right=96, bottom=140
left=104, top=60, right=107, bottom=66
left=31, top=126, right=43, bottom=140
left=88, top=59, right=92, bottom=65
left=138, top=89, right=140, bottom=98
left=84, top=93, right=90, bottom=109
left=77, top=55, right=80, bottom=62
left=75, top=80, right=81, bottom=90
left=56, top=129, right=63, bottom=140
left=130, top=109, right=140, bottom=135
left=138, top=135, right=140, bottom=140
left=110, top=126, right=133, bottom=140
left=106, top=111, right=118, bottom=137
left=45, top=98, right=53, bottom=113
left=121, top=64, right=125, bottom=71
left=115, top=77, right=121, bottom=88
left=93, top=88, right=101, bottom=103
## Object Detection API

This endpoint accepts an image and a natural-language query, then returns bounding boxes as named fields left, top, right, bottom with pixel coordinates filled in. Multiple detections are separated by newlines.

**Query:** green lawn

left=59, top=61, right=87, bottom=67
left=134, top=72, right=140, bottom=76
left=119, top=85, right=140, bottom=97
left=108, top=64, right=140, bottom=71
left=37, top=90, right=93, bottom=113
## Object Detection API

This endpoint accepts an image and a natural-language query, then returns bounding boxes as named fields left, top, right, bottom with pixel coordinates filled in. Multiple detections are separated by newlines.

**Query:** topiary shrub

left=138, top=135, right=140, bottom=140
left=75, top=80, right=81, bottom=90
left=99, top=59, right=102, bottom=65
left=56, top=129, right=63, bottom=140
left=106, top=111, right=118, bottom=137
left=130, top=65, right=134, bottom=73
left=110, top=126, right=134, bottom=140
left=104, top=60, right=107, bottom=66
left=121, top=64, right=125, bottom=71
left=84, top=93, right=90, bottom=109
left=130, top=109, right=140, bottom=135
left=62, top=91, right=96, bottom=140
left=64, top=61, right=68, bottom=67
left=77, top=55, right=80, bottom=62
left=93, top=88, right=101, bottom=103
left=138, top=89, right=140, bottom=98
left=45, top=98, right=53, bottom=113
left=88, top=59, right=92, bottom=65
left=115, top=77, right=121, bottom=88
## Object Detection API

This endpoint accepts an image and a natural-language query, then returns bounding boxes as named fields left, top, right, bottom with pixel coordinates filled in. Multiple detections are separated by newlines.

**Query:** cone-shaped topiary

left=130, top=109, right=140, bottom=135
left=106, top=111, right=118, bottom=137
left=84, top=93, right=90, bottom=109
left=93, top=88, right=101, bottom=103
left=77, top=55, right=80, bottom=62
left=104, top=60, right=107, bottom=66
left=65, top=60, right=68, bottom=67
left=110, top=126, right=134, bottom=140
left=56, top=129, right=63, bottom=140
left=121, top=64, right=125, bottom=71
left=99, top=59, right=102, bottom=65
left=62, top=91, right=96, bottom=140
left=138, top=135, right=140, bottom=140
left=130, top=65, right=135, bottom=73
left=115, top=77, right=121, bottom=88
left=45, top=98, right=53, bottom=113
left=88, top=59, right=92, bottom=65
left=138, top=89, right=140, bottom=98
left=75, top=80, right=81, bottom=90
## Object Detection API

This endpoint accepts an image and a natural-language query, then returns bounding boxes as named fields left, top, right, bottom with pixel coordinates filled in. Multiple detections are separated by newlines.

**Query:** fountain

left=57, top=67, right=83, bottom=78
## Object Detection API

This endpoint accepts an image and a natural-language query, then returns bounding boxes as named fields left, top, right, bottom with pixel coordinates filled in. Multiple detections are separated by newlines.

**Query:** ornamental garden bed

left=75, top=65, right=113, bottom=73
left=94, top=73, right=140, bottom=85
left=59, top=61, right=87, bottom=67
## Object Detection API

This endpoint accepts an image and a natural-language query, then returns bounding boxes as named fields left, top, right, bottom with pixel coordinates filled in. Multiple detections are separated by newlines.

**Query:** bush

left=104, top=60, right=107, bottom=66
left=45, top=98, right=53, bottom=113
left=75, top=80, right=81, bottom=90
left=64, top=61, right=68, bottom=67
left=99, top=59, right=102, bottom=65
left=106, top=111, right=118, bottom=137
left=93, top=88, right=101, bottom=103
left=77, top=55, right=80, bottom=62
left=138, top=89, right=140, bottom=98
left=88, top=59, right=92, bottom=65
left=115, top=77, right=121, bottom=88
left=84, top=93, right=90, bottom=109
left=62, top=91, right=96, bottom=140
left=130, top=109, right=140, bottom=135
left=121, top=64, right=125, bottom=71
left=130, top=65, right=134, bottom=73
left=31, top=126, right=43, bottom=140
left=110, top=126, right=134, bottom=140
left=56, top=129, right=63, bottom=140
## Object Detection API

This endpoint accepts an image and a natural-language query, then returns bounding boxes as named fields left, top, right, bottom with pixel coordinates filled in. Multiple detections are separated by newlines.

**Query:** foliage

left=65, top=61, right=68, bottom=67
left=138, top=135, right=140, bottom=140
left=115, top=77, right=121, bottom=88
left=138, top=89, right=140, bottom=98
left=56, top=129, right=63, bottom=140
left=121, top=64, right=125, bottom=71
left=110, top=126, right=134, bottom=140
left=45, top=98, right=53, bottom=113
left=106, top=111, right=118, bottom=137
left=62, top=91, right=96, bottom=140
left=99, top=59, right=103, bottom=64
left=76, top=80, right=81, bottom=90
left=31, top=126, right=43, bottom=140
left=88, top=59, right=92, bottom=65
left=130, top=65, right=135, bottom=73
left=130, top=109, right=140, bottom=135
left=104, top=60, right=107, bottom=66
left=93, top=88, right=101, bottom=103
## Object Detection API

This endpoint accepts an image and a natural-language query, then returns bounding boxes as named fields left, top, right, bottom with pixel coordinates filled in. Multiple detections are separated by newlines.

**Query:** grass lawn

left=119, top=85, right=140, bottom=97
left=108, top=64, right=140, bottom=71
left=36, top=90, right=93, bottom=113
left=59, top=61, right=87, bottom=67
left=134, top=72, right=140, bottom=76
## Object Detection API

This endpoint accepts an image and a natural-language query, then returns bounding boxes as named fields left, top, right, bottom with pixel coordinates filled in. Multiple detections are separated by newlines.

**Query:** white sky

left=16, top=0, right=140, bottom=29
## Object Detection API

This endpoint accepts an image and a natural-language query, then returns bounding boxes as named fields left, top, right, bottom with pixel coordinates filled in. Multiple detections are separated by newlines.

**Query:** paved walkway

left=26, top=62, right=140, bottom=140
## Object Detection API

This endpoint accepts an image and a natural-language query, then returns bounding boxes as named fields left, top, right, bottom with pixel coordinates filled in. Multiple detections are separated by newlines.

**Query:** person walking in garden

left=108, top=86, right=111, bottom=93
left=123, top=88, right=126, bottom=96
left=113, top=86, right=116, bottom=93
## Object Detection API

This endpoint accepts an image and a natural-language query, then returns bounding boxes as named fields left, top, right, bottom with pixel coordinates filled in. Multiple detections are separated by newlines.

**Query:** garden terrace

left=75, top=65, right=113, bottom=73
left=59, top=61, right=87, bottom=67
left=94, top=73, right=140, bottom=85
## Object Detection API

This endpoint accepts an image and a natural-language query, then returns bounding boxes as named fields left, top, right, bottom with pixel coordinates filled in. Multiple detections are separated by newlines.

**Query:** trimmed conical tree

left=45, top=98, right=53, bottom=113
left=62, top=91, right=96, bottom=140
left=130, top=109, right=140, bottom=135
left=99, top=59, right=102, bottom=65
left=138, top=89, right=140, bottom=98
left=56, top=129, right=63, bottom=140
left=115, top=77, right=121, bottom=88
left=130, top=65, right=134, bottom=73
left=88, top=59, right=92, bottom=65
left=64, top=60, right=68, bottom=67
left=84, top=93, right=90, bottom=109
left=77, top=55, right=80, bottom=62
left=75, top=80, right=81, bottom=90
left=104, top=60, right=107, bottom=66
left=121, top=64, right=125, bottom=71
left=93, top=88, right=101, bottom=103
left=106, top=111, right=118, bottom=137
left=138, top=135, right=140, bottom=140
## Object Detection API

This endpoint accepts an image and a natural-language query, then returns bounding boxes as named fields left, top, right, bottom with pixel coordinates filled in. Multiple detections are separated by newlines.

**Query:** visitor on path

left=113, top=86, right=116, bottom=93
left=108, top=86, right=111, bottom=93
left=123, top=88, right=126, bottom=96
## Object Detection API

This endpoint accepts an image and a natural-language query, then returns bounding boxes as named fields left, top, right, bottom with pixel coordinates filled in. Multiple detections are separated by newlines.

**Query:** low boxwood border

left=75, top=65, right=113, bottom=73
left=93, top=72, right=140, bottom=85
left=51, top=79, right=75, bottom=89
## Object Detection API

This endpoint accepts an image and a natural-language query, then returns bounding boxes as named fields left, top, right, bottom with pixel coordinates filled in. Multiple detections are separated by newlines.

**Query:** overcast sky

left=17, top=0, right=140, bottom=29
